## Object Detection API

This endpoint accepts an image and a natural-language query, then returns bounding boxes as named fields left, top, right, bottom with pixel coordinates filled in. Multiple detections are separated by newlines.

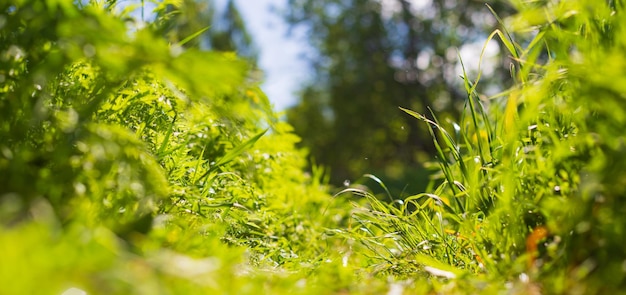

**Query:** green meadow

left=1, top=0, right=625, bottom=293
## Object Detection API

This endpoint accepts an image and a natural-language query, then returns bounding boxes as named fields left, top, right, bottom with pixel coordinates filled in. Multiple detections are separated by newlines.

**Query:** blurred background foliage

left=284, top=0, right=518, bottom=194
left=154, top=0, right=258, bottom=62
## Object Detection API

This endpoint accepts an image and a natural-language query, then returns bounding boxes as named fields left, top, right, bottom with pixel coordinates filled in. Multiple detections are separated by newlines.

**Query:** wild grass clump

left=339, top=0, right=626, bottom=293
left=0, top=1, right=354, bottom=293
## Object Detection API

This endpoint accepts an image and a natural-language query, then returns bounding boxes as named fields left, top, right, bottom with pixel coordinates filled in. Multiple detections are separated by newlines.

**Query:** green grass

left=1, top=0, right=626, bottom=294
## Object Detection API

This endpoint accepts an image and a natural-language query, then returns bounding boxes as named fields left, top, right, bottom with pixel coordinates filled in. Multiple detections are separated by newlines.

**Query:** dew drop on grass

left=74, top=182, right=86, bottom=195
left=519, top=273, right=529, bottom=283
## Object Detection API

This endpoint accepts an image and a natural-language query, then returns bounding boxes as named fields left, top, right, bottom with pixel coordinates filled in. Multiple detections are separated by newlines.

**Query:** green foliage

left=3, top=0, right=626, bottom=294
left=0, top=1, right=352, bottom=293
left=337, top=0, right=626, bottom=293
left=154, top=0, right=258, bottom=61
left=285, top=0, right=517, bottom=192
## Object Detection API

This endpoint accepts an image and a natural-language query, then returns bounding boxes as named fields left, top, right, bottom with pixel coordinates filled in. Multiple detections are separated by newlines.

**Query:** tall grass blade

left=363, top=173, right=394, bottom=202
left=178, top=26, right=210, bottom=47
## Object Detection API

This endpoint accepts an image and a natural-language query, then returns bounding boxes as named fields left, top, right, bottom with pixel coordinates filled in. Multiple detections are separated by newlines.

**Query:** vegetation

left=1, top=0, right=626, bottom=294
left=285, top=0, right=516, bottom=192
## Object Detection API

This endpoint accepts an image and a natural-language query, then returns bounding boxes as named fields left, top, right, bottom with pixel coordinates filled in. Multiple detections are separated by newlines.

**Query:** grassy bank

left=1, top=0, right=625, bottom=293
